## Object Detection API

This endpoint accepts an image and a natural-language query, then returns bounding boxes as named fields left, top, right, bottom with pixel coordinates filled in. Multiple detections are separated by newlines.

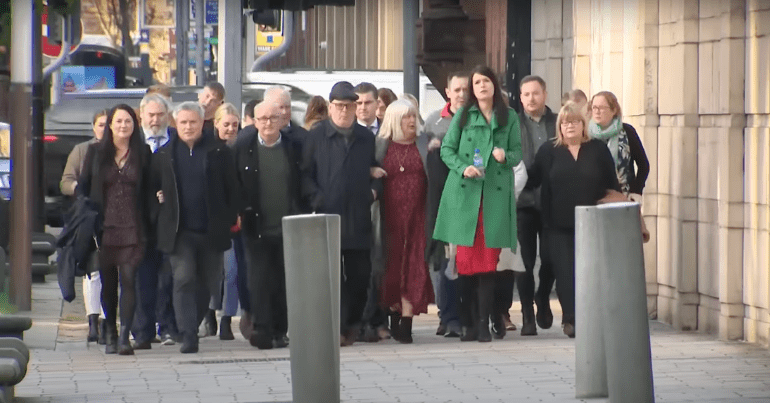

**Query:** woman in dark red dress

left=79, top=104, right=152, bottom=355
left=373, top=99, right=435, bottom=343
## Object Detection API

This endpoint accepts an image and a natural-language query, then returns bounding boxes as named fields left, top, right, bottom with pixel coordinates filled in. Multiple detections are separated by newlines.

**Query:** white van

left=247, top=69, right=446, bottom=118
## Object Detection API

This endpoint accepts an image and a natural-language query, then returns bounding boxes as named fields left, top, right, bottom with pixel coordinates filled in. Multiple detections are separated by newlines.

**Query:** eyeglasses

left=591, top=105, right=611, bottom=113
left=560, top=120, right=582, bottom=127
left=256, top=115, right=281, bottom=124
left=330, top=102, right=355, bottom=111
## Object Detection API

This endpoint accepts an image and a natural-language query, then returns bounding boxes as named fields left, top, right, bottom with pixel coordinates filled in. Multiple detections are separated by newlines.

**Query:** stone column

left=743, top=0, right=770, bottom=346
left=656, top=0, right=700, bottom=331
left=696, top=0, right=747, bottom=341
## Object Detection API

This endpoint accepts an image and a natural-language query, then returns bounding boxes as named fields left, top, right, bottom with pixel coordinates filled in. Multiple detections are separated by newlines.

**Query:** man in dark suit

left=301, top=81, right=383, bottom=346
left=133, top=93, right=179, bottom=349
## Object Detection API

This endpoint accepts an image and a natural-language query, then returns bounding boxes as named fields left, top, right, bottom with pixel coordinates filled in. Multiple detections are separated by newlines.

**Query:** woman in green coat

left=433, top=65, right=522, bottom=342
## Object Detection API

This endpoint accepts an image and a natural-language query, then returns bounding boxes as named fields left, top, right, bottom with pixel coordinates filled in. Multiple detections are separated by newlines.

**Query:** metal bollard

left=575, top=206, right=607, bottom=398
left=574, top=202, right=654, bottom=403
left=282, top=214, right=341, bottom=403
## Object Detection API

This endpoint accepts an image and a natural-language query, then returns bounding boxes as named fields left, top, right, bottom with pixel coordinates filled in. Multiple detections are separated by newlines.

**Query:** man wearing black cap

left=301, top=81, right=383, bottom=346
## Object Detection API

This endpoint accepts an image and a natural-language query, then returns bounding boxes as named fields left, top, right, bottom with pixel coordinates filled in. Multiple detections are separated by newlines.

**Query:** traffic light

left=47, top=0, right=80, bottom=47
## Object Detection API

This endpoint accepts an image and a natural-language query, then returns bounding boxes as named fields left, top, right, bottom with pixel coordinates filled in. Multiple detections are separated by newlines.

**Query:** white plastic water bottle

left=473, top=148, right=485, bottom=178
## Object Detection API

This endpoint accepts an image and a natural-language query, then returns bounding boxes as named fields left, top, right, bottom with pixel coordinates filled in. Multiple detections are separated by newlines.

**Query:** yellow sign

left=255, top=14, right=284, bottom=54
left=0, top=126, right=9, bottom=157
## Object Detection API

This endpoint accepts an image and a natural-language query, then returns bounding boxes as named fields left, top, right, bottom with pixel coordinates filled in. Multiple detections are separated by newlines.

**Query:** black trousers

left=168, top=231, right=223, bottom=339
left=458, top=272, right=495, bottom=328
left=517, top=207, right=556, bottom=307
left=341, top=249, right=372, bottom=332
left=243, top=235, right=288, bottom=338
left=549, top=228, right=575, bottom=325
left=493, top=271, right=515, bottom=317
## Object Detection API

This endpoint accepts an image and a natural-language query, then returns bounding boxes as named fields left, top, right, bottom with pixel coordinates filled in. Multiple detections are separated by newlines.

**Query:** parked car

left=42, top=83, right=311, bottom=226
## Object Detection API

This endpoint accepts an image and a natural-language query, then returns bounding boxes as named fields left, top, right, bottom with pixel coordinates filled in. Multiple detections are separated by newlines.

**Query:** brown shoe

left=239, top=312, right=253, bottom=340
left=503, top=313, right=517, bottom=331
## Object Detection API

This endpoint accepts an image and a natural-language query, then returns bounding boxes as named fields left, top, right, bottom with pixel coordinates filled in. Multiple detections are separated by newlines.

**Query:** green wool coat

left=432, top=105, right=522, bottom=249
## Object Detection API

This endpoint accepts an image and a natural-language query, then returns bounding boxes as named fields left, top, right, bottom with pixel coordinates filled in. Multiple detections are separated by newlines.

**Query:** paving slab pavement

left=8, top=275, right=770, bottom=403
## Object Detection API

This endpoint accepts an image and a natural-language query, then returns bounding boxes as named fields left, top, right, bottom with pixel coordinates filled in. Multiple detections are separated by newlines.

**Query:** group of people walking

left=59, top=64, right=649, bottom=356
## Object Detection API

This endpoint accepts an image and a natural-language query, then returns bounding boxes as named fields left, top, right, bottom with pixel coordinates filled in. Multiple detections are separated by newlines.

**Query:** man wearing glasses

left=301, top=81, right=383, bottom=346
left=235, top=101, right=304, bottom=349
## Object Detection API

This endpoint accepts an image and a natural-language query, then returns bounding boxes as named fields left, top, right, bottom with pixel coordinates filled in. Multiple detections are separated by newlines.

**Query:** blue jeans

left=233, top=234, right=250, bottom=312
left=209, top=240, right=240, bottom=317
left=437, top=259, right=461, bottom=333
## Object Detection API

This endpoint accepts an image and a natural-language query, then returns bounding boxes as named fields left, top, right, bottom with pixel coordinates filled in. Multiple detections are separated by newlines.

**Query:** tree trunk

left=118, top=0, right=135, bottom=56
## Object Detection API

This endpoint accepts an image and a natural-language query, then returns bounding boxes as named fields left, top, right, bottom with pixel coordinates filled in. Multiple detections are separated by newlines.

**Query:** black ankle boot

left=477, top=319, right=492, bottom=342
left=180, top=332, right=199, bottom=354
left=104, top=322, right=118, bottom=354
left=388, top=312, right=401, bottom=341
left=491, top=313, right=507, bottom=339
left=118, top=325, right=134, bottom=355
left=98, top=319, right=107, bottom=345
left=87, top=314, right=99, bottom=342
left=521, top=305, right=537, bottom=336
left=398, top=317, right=413, bottom=344
left=204, top=309, right=218, bottom=336
left=219, top=316, right=235, bottom=340
left=460, top=325, right=477, bottom=342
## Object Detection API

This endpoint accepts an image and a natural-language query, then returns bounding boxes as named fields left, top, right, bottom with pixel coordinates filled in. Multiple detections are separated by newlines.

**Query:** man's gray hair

left=173, top=101, right=205, bottom=120
left=140, top=93, right=170, bottom=113
left=264, top=86, right=291, bottom=105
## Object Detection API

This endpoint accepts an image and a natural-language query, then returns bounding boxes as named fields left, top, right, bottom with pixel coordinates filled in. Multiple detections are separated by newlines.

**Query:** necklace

left=115, top=148, right=130, bottom=170
left=395, top=143, right=412, bottom=172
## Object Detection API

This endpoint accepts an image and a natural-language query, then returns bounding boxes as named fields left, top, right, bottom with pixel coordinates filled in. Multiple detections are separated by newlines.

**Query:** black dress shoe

left=444, top=330, right=461, bottom=338
left=133, top=340, right=153, bottom=350
left=250, top=331, right=273, bottom=350
left=273, top=334, right=289, bottom=348
left=180, top=334, right=199, bottom=353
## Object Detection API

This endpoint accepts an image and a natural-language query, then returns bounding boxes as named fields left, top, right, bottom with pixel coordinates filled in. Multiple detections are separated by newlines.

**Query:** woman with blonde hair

left=371, top=99, right=434, bottom=343
left=203, top=102, right=242, bottom=340
left=214, top=103, right=241, bottom=146
left=525, top=101, right=620, bottom=338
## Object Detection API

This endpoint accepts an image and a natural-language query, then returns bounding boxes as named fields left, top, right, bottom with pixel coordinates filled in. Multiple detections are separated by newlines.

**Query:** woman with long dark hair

left=433, top=65, right=522, bottom=342
left=78, top=104, right=152, bottom=355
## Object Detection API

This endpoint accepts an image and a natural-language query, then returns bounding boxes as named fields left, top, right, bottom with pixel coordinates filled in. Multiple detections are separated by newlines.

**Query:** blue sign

left=140, top=29, right=150, bottom=43
left=190, top=0, right=218, bottom=25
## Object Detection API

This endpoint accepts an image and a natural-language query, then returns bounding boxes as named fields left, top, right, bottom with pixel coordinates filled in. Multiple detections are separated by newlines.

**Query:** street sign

left=140, top=29, right=150, bottom=43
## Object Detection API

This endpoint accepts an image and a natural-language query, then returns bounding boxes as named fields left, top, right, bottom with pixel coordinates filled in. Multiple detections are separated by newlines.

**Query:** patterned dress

left=99, top=155, right=143, bottom=269
left=380, top=142, right=435, bottom=314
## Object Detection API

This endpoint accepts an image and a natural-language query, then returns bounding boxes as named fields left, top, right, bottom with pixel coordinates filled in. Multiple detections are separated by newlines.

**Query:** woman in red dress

left=372, top=99, right=435, bottom=344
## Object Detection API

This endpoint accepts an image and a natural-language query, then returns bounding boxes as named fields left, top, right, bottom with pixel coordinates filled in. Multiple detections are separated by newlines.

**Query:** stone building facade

left=531, top=0, right=770, bottom=346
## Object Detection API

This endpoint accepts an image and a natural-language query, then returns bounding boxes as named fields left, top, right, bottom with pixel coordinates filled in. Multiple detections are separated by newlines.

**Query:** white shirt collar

left=358, top=119, right=379, bottom=134
left=258, top=133, right=282, bottom=147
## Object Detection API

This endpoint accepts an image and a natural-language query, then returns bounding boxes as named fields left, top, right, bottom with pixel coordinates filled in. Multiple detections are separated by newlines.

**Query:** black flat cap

left=329, top=81, right=359, bottom=102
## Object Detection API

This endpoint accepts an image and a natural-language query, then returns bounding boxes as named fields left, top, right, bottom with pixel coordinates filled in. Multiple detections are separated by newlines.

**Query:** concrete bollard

left=282, top=214, right=341, bottom=403
left=574, top=202, right=654, bottom=403
left=575, top=206, right=607, bottom=398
